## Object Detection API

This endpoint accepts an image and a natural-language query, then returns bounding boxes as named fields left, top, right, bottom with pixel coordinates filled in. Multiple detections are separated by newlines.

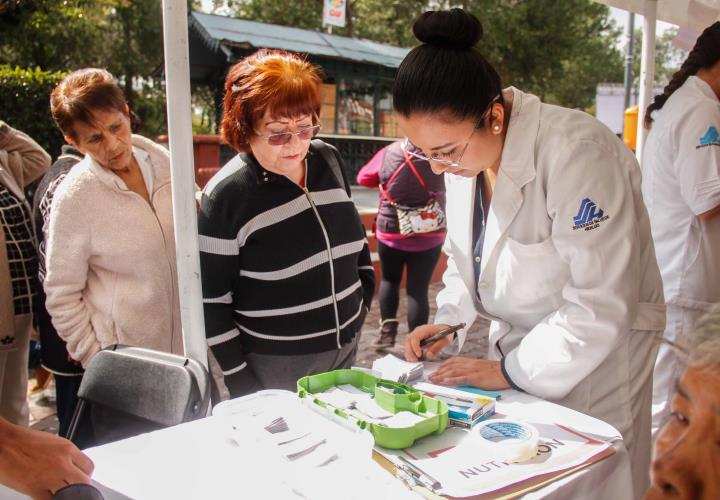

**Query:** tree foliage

left=632, top=27, right=685, bottom=89
left=0, top=65, right=67, bottom=157
left=0, top=0, right=166, bottom=138
left=225, top=0, right=426, bottom=46
left=446, top=0, right=624, bottom=109
left=0, top=0, right=643, bottom=137
left=227, top=0, right=323, bottom=30
left=347, top=1, right=428, bottom=47
left=0, top=1, right=111, bottom=72
left=221, top=0, right=623, bottom=110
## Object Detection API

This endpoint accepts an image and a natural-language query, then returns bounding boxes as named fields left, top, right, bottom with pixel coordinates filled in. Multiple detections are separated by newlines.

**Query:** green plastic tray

left=297, top=369, right=448, bottom=449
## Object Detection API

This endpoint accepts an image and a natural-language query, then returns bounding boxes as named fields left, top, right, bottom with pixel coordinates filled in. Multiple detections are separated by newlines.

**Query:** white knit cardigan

left=44, top=135, right=182, bottom=366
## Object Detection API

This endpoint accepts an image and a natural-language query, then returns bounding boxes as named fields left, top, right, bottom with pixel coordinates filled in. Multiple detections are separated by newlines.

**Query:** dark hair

left=129, top=109, right=141, bottom=133
left=50, top=68, right=139, bottom=140
left=221, top=49, right=322, bottom=152
left=645, top=22, right=720, bottom=128
left=393, top=8, right=504, bottom=127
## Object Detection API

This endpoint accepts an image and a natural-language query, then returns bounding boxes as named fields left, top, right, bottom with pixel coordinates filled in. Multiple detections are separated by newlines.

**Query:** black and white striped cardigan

left=198, top=141, right=375, bottom=396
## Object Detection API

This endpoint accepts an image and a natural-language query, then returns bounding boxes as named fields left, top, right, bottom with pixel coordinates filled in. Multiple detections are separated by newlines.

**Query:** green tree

left=0, top=1, right=167, bottom=138
left=220, top=0, right=622, bottom=110
left=0, top=1, right=113, bottom=71
left=632, top=27, right=685, bottom=89
left=191, top=84, right=218, bottom=134
left=224, top=0, right=428, bottom=41
left=226, top=0, right=323, bottom=30
left=106, top=1, right=163, bottom=109
left=455, top=0, right=623, bottom=109
left=0, top=65, right=67, bottom=156
left=349, top=0, right=428, bottom=46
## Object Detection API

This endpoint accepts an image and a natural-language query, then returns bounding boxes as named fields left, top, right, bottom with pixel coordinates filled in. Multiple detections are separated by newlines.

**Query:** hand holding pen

left=404, top=323, right=466, bottom=362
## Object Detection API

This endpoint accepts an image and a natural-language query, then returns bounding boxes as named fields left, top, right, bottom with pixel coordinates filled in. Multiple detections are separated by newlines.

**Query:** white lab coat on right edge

left=434, top=88, right=666, bottom=498
left=641, top=75, right=720, bottom=435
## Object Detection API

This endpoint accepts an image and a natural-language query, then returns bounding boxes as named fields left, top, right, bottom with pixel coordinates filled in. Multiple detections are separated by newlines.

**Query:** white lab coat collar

left=480, top=87, right=541, bottom=273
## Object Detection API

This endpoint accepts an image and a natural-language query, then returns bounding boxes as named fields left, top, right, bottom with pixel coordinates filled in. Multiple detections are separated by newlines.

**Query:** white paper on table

left=279, top=432, right=327, bottom=457
left=382, top=411, right=427, bottom=428
left=315, top=388, right=357, bottom=409
left=372, top=354, right=424, bottom=383
left=337, top=383, right=369, bottom=395
left=316, top=386, right=395, bottom=420
left=378, top=421, right=611, bottom=498
left=413, top=382, right=486, bottom=401
left=353, top=397, right=394, bottom=419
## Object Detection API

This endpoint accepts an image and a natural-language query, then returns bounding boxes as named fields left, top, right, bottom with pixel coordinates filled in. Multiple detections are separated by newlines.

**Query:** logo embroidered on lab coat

left=572, top=198, right=609, bottom=231
left=698, top=126, right=720, bottom=148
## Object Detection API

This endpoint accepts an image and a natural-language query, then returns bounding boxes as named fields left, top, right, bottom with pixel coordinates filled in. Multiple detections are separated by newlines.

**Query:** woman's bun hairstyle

left=413, top=8, right=483, bottom=49
left=393, top=8, right=503, bottom=125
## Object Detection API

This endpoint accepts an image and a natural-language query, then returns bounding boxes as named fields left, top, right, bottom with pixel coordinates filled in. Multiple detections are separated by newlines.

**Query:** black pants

left=377, top=241, right=443, bottom=331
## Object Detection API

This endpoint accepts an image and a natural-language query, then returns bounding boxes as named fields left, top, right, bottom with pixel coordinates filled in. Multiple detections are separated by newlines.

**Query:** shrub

left=0, top=66, right=66, bottom=158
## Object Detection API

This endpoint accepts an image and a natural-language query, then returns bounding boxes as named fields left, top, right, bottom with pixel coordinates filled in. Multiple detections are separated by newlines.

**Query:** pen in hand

left=418, top=323, right=465, bottom=361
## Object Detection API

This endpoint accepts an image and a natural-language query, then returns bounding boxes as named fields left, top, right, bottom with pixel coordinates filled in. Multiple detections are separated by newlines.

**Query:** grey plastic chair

left=67, top=345, right=210, bottom=446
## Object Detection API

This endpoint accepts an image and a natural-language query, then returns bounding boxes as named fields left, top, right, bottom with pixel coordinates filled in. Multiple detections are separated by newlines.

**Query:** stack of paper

left=371, top=354, right=424, bottom=384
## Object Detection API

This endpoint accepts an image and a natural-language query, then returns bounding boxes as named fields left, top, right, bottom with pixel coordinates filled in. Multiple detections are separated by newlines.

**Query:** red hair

left=221, top=50, right=322, bottom=152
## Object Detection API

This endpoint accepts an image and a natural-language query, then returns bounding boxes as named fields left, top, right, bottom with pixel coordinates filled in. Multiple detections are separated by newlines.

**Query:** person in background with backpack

left=198, top=49, right=374, bottom=397
left=356, top=141, right=446, bottom=349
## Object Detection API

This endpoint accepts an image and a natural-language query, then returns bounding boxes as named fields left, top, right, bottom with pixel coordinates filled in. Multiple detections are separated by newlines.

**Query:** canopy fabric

left=596, top=0, right=720, bottom=32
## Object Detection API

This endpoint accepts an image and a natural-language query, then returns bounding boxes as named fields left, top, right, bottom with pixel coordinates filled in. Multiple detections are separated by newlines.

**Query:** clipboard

left=372, top=450, right=445, bottom=500
left=371, top=436, right=616, bottom=499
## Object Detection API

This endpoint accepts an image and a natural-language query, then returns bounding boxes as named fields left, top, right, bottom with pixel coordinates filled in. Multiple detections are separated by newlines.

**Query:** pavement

left=28, top=380, right=59, bottom=433
left=356, top=281, right=490, bottom=367
left=350, top=184, right=490, bottom=363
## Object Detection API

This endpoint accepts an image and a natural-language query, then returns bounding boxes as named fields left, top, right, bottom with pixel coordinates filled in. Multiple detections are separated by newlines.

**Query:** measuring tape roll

left=472, top=418, right=540, bottom=462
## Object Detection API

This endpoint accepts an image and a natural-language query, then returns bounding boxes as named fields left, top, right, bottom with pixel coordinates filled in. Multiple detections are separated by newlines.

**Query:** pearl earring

left=493, top=125, right=501, bottom=132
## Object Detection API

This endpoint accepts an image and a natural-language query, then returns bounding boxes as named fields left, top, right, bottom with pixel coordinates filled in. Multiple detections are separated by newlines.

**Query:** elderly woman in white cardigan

left=44, top=68, right=182, bottom=367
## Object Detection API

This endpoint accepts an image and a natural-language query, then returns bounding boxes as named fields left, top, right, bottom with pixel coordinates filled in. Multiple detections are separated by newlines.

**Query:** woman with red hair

left=199, top=50, right=374, bottom=396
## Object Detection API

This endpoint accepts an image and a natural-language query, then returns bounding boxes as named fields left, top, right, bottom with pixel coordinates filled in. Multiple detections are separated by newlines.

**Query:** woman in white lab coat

left=641, top=22, right=720, bottom=437
left=399, top=9, right=665, bottom=496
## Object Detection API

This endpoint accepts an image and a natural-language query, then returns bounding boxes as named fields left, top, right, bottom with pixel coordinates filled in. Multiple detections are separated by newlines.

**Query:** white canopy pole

left=161, top=0, right=207, bottom=368
left=636, top=0, right=657, bottom=165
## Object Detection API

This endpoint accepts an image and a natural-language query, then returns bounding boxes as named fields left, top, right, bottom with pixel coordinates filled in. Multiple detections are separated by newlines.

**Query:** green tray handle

left=374, top=380, right=425, bottom=413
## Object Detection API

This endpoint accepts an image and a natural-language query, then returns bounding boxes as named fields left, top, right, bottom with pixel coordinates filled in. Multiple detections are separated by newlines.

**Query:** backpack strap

left=379, top=149, right=433, bottom=205
left=311, top=139, right=350, bottom=197
left=378, top=162, right=406, bottom=205
left=402, top=149, right=431, bottom=194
